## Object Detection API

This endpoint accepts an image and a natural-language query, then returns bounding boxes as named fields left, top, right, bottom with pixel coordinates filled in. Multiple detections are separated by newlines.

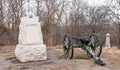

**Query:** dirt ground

left=0, top=46, right=120, bottom=70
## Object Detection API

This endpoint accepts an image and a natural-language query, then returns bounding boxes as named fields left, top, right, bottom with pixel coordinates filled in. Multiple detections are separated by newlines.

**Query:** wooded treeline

left=0, top=0, right=120, bottom=47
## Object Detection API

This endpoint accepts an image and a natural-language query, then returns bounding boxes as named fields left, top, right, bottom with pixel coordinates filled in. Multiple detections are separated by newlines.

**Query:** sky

left=25, top=0, right=110, bottom=10
left=84, top=0, right=110, bottom=6
left=24, top=0, right=116, bottom=16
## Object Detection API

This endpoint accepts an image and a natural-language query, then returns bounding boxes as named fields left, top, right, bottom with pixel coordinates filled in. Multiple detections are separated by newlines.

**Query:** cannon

left=63, top=33, right=105, bottom=66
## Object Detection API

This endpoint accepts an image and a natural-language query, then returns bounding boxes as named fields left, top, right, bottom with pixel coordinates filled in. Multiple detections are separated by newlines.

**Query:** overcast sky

left=84, top=0, right=111, bottom=6
left=25, top=0, right=111, bottom=9
left=24, top=0, right=114, bottom=15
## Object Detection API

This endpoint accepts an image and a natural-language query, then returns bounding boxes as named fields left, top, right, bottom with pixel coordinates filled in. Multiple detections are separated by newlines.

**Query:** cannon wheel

left=63, top=33, right=74, bottom=59
left=89, top=33, right=103, bottom=57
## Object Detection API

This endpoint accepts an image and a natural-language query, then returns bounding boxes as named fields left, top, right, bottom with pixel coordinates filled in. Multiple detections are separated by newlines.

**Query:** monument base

left=15, top=44, right=47, bottom=62
left=105, top=43, right=111, bottom=48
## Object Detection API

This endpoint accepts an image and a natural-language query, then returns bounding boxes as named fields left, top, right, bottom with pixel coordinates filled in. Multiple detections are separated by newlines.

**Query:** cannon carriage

left=63, top=33, right=105, bottom=65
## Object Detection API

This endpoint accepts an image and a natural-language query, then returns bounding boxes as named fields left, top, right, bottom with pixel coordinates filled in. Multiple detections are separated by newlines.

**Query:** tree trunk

left=118, top=24, right=120, bottom=48
left=0, top=0, right=3, bottom=24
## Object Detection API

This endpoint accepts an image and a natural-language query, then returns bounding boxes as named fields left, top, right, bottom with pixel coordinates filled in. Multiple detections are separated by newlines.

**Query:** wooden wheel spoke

left=90, top=33, right=103, bottom=57
left=63, top=34, right=74, bottom=59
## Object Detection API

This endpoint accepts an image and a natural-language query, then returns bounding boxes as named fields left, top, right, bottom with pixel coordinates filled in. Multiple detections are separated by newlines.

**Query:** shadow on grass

left=74, top=54, right=91, bottom=59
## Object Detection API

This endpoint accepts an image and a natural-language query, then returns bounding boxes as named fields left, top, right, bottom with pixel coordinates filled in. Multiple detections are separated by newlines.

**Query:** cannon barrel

left=72, top=36, right=90, bottom=45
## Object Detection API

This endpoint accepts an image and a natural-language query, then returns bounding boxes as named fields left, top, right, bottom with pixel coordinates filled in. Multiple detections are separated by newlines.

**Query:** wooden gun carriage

left=63, top=33, right=105, bottom=65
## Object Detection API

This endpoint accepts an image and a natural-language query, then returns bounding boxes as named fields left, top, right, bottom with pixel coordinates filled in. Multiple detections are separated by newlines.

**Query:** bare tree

left=107, top=0, right=120, bottom=47
left=36, top=0, right=66, bottom=46
left=0, top=0, right=3, bottom=24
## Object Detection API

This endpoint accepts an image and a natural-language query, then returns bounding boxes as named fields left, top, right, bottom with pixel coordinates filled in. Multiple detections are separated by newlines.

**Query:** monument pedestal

left=15, top=44, right=47, bottom=62
left=15, top=16, right=47, bottom=62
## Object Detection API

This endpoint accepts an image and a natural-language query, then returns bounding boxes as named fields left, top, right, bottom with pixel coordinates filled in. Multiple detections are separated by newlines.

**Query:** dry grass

left=0, top=52, right=14, bottom=57
left=73, top=48, right=91, bottom=59
left=0, top=46, right=15, bottom=57
left=102, top=47, right=120, bottom=66
left=1, top=46, right=120, bottom=65
left=1, top=46, right=120, bottom=70
left=103, top=47, right=120, bottom=60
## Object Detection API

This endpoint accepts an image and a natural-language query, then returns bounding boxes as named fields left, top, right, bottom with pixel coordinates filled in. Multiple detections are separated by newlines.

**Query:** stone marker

left=15, top=16, right=47, bottom=62
left=105, top=33, right=111, bottom=48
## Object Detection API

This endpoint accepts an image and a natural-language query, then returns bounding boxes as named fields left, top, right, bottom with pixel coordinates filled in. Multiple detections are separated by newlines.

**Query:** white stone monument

left=15, top=16, right=47, bottom=62
left=105, top=33, right=111, bottom=48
